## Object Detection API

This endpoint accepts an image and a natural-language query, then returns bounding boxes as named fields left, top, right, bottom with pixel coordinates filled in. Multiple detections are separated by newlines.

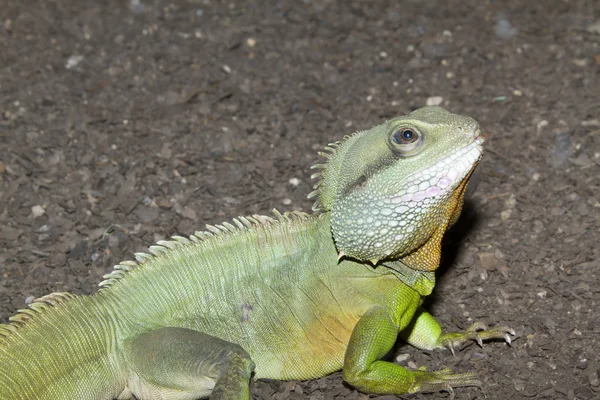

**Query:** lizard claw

left=439, top=322, right=516, bottom=353
left=410, top=368, right=481, bottom=397
left=447, top=385, right=456, bottom=400
left=475, top=336, right=483, bottom=348
left=466, top=322, right=485, bottom=347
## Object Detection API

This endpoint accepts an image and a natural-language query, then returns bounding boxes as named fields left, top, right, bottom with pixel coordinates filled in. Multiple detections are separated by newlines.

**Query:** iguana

left=0, top=106, right=514, bottom=399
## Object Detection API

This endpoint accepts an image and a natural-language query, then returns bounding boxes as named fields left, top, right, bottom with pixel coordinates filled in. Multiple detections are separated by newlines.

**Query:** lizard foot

left=439, top=322, right=516, bottom=355
left=410, top=367, right=481, bottom=400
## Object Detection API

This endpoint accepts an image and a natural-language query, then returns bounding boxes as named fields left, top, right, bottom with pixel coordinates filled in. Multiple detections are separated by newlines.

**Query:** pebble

left=181, top=206, right=198, bottom=220
left=395, top=353, right=410, bottom=363
left=65, top=55, right=83, bottom=69
left=495, top=14, right=518, bottom=38
left=586, top=20, right=600, bottom=34
left=536, top=120, right=548, bottom=134
left=289, top=177, right=300, bottom=186
left=130, top=0, right=144, bottom=14
left=478, top=252, right=497, bottom=270
left=426, top=96, right=443, bottom=106
left=513, top=379, right=526, bottom=391
left=134, top=205, right=159, bottom=223
left=31, top=205, right=45, bottom=218
left=548, top=132, right=573, bottom=168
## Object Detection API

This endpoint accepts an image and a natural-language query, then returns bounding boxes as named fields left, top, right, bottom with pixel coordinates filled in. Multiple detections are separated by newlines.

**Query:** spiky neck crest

left=308, top=131, right=366, bottom=212
left=308, top=106, right=484, bottom=266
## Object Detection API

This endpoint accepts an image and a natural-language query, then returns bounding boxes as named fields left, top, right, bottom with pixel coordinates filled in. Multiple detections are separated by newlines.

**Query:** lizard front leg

left=342, top=306, right=480, bottom=397
left=123, top=327, right=255, bottom=400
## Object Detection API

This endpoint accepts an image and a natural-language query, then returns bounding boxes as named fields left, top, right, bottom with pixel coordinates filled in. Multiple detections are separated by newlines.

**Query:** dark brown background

left=1, top=1, right=599, bottom=399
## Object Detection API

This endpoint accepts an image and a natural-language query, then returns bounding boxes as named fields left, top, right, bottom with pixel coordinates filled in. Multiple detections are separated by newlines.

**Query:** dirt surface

left=1, top=1, right=599, bottom=399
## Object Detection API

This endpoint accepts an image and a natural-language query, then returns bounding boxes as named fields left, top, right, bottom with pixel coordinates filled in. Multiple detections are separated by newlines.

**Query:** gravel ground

left=1, top=1, right=599, bottom=399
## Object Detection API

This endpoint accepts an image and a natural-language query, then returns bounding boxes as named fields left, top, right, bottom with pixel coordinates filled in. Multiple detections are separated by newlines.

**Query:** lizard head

left=310, top=106, right=484, bottom=267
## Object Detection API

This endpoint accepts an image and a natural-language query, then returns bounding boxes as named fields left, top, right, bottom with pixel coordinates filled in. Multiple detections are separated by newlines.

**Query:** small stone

left=108, top=233, right=121, bottom=248
left=495, top=14, right=518, bottom=38
left=182, top=206, right=198, bottom=220
left=536, top=120, right=548, bottom=134
left=589, top=371, right=599, bottom=386
left=549, top=130, right=573, bottom=167
left=533, top=220, right=545, bottom=234
left=513, top=379, right=526, bottom=391
left=570, top=153, right=594, bottom=167
left=129, top=0, right=144, bottom=13
left=289, top=177, right=301, bottom=186
left=567, top=192, right=579, bottom=202
left=31, top=205, right=45, bottom=218
left=478, top=252, right=497, bottom=270
left=497, top=263, right=510, bottom=278
left=159, top=143, right=172, bottom=158
left=246, top=37, right=256, bottom=47
left=282, top=198, right=292, bottom=206
left=65, top=54, right=84, bottom=69
left=134, top=205, right=159, bottom=223
left=586, top=20, right=600, bottom=34
left=426, top=96, right=443, bottom=106
left=156, top=198, right=172, bottom=209
left=581, top=119, right=600, bottom=127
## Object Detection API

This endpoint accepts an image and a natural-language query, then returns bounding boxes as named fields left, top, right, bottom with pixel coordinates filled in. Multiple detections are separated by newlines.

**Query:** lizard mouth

left=400, top=136, right=484, bottom=202
left=473, top=134, right=485, bottom=147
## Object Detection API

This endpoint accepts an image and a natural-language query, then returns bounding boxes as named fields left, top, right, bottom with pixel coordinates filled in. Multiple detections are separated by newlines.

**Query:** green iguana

left=0, top=106, right=514, bottom=399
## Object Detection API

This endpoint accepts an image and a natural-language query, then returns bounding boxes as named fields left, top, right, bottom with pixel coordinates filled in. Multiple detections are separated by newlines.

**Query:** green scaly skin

left=0, top=106, right=514, bottom=399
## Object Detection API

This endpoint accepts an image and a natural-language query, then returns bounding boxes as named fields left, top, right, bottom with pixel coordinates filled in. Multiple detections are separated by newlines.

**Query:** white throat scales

left=331, top=137, right=484, bottom=262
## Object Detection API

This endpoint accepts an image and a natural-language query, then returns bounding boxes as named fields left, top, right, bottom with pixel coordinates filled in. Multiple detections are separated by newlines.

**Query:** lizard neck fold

left=380, top=260, right=436, bottom=297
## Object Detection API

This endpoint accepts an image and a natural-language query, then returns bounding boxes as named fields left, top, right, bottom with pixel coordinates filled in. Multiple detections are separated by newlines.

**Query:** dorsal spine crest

left=0, top=292, right=77, bottom=344
left=97, top=210, right=312, bottom=289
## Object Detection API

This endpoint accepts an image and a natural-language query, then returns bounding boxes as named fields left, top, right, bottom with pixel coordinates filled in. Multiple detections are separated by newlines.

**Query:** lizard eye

left=389, top=127, right=423, bottom=154
left=393, top=128, right=418, bottom=144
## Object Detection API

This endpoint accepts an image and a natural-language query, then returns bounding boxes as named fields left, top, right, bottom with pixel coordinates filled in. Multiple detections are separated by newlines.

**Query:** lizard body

left=0, top=106, right=513, bottom=399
